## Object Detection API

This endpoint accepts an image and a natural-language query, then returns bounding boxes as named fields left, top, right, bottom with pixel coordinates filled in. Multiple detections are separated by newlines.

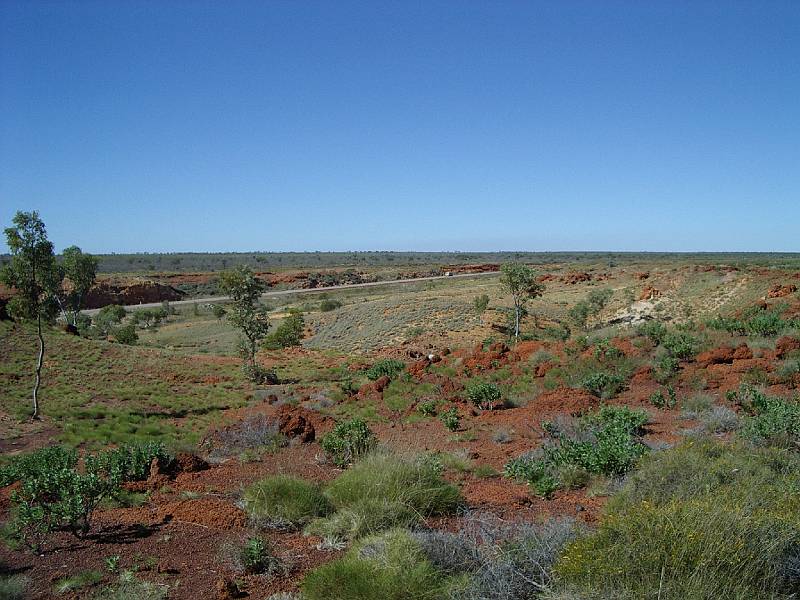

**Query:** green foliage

left=324, top=453, right=462, bottom=515
left=708, top=306, right=798, bottom=338
left=1, top=211, right=59, bottom=322
left=319, top=299, right=342, bottom=312
left=130, top=307, right=168, bottom=329
left=365, top=359, right=406, bottom=381
left=581, top=371, right=626, bottom=399
left=649, top=384, right=677, bottom=409
left=0, top=446, right=78, bottom=487
left=91, top=575, right=168, bottom=600
left=57, top=245, right=98, bottom=327
left=473, top=294, right=490, bottom=318
left=263, top=310, right=305, bottom=349
left=85, top=441, right=171, bottom=483
left=243, top=475, right=331, bottom=528
left=302, top=529, right=459, bottom=600
left=555, top=440, right=800, bottom=599
left=661, top=330, right=700, bottom=359
left=417, top=399, right=437, bottom=416
left=320, top=418, right=378, bottom=467
left=112, top=323, right=138, bottom=345
left=569, top=289, right=613, bottom=330
left=465, top=381, right=503, bottom=409
left=439, top=407, right=461, bottom=431
left=653, top=354, right=680, bottom=383
left=92, top=304, right=127, bottom=336
left=733, top=385, right=800, bottom=446
left=637, top=320, right=667, bottom=344
left=505, top=407, right=648, bottom=497
left=238, top=537, right=281, bottom=575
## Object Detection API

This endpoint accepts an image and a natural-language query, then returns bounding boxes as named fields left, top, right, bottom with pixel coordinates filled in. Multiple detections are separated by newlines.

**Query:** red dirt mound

left=639, top=286, right=661, bottom=300
left=275, top=404, right=316, bottom=442
left=697, top=344, right=753, bottom=367
left=768, top=284, right=798, bottom=298
left=531, top=388, right=599, bottom=415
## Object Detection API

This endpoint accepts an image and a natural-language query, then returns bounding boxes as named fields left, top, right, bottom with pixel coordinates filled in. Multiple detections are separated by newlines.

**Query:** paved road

left=81, top=270, right=500, bottom=315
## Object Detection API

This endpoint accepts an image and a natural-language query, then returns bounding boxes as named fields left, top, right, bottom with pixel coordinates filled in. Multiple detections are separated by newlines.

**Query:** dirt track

left=81, top=270, right=500, bottom=315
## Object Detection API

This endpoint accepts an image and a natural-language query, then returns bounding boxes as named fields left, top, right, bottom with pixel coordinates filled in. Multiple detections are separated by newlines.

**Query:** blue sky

left=1, top=1, right=798, bottom=253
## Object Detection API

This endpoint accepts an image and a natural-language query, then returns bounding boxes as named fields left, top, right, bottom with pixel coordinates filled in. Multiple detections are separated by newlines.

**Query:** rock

left=174, top=453, right=209, bottom=474
left=639, top=286, right=661, bottom=301
left=635, top=272, right=650, bottom=280
left=732, top=344, right=753, bottom=360
left=276, top=405, right=316, bottom=442
left=767, top=284, right=798, bottom=298
left=372, top=375, right=391, bottom=393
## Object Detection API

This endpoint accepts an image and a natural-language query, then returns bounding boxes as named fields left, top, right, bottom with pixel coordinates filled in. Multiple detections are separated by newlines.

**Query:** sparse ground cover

left=2, top=258, right=800, bottom=599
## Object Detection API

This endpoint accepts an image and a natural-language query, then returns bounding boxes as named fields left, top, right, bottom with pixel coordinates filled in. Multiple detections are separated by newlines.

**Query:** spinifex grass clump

left=554, top=439, right=800, bottom=599
left=305, top=453, right=462, bottom=542
left=504, top=406, right=648, bottom=497
left=243, top=475, right=331, bottom=529
left=729, top=384, right=800, bottom=446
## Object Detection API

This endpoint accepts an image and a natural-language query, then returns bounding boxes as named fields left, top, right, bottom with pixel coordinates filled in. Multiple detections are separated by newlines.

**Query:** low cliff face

left=84, top=280, right=186, bottom=309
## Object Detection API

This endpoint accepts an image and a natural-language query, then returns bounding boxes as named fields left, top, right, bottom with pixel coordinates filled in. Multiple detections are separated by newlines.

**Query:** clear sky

left=1, top=1, right=798, bottom=253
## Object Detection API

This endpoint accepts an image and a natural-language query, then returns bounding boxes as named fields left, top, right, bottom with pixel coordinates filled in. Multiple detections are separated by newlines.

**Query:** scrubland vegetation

left=3, top=211, right=800, bottom=598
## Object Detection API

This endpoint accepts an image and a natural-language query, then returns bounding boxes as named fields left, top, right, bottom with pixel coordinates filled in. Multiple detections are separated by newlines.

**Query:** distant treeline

left=2, top=251, right=799, bottom=275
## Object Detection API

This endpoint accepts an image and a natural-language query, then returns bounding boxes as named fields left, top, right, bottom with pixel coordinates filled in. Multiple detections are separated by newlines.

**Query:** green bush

left=112, top=323, right=138, bottom=345
left=581, top=372, right=626, bottom=399
left=243, top=475, right=331, bottom=528
left=465, top=381, right=503, bottom=409
left=0, top=446, right=77, bottom=487
left=439, top=407, right=461, bottom=431
left=417, top=399, right=437, bottom=416
left=263, top=311, right=305, bottom=349
left=319, top=299, right=342, bottom=312
left=320, top=418, right=378, bottom=467
left=302, top=529, right=460, bottom=600
left=85, top=441, right=171, bottom=483
left=365, top=359, right=406, bottom=381
left=708, top=307, right=798, bottom=338
left=238, top=537, right=281, bottom=575
left=661, top=331, right=700, bottom=359
left=637, top=321, right=667, bottom=344
left=555, top=440, right=800, bottom=599
left=736, top=388, right=800, bottom=446
left=505, top=407, right=648, bottom=497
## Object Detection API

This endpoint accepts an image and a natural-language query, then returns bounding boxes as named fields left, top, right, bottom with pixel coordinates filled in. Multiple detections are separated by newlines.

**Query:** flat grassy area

left=0, top=322, right=250, bottom=448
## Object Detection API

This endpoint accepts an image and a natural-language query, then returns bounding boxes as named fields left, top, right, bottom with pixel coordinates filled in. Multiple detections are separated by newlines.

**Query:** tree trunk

left=33, top=312, right=44, bottom=419
left=514, top=303, right=521, bottom=341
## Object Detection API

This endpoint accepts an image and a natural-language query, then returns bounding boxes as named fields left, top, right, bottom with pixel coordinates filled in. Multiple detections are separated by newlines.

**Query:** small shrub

left=637, top=321, right=667, bottom=344
left=207, top=414, right=286, bottom=459
left=238, top=537, right=281, bottom=575
left=112, top=323, right=138, bottom=345
left=699, top=405, right=740, bottom=434
left=0, top=446, right=77, bottom=487
left=320, top=418, right=377, bottom=467
left=649, top=384, right=676, bottom=409
left=263, top=311, right=305, bottom=349
left=653, top=354, right=680, bottom=383
left=465, top=381, right=503, bottom=409
left=439, top=407, right=461, bottom=431
left=581, top=372, right=625, bottom=399
left=86, top=441, right=171, bottom=483
left=241, top=363, right=279, bottom=384
left=661, top=331, right=700, bottom=359
left=417, top=399, right=437, bottom=416
left=243, top=475, right=331, bottom=528
left=681, top=392, right=714, bottom=418
left=365, top=359, right=405, bottom=381
left=319, top=299, right=342, bottom=312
